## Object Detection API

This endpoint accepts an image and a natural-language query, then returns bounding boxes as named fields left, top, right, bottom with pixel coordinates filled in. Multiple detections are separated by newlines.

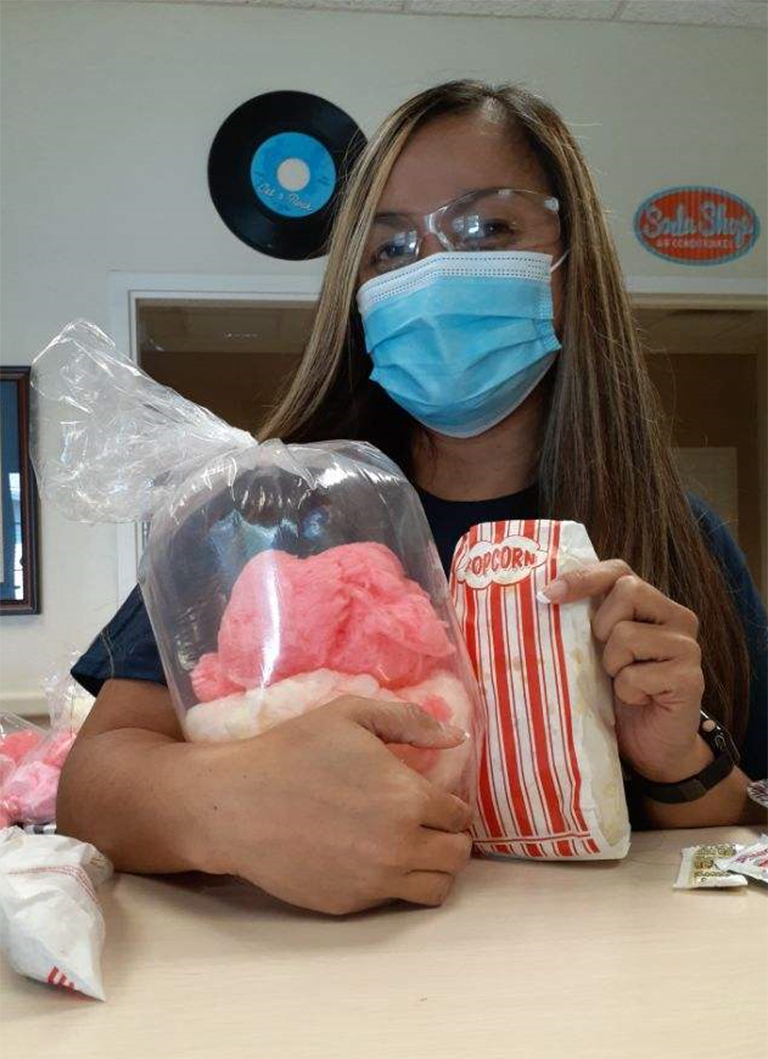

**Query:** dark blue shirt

left=72, top=488, right=767, bottom=779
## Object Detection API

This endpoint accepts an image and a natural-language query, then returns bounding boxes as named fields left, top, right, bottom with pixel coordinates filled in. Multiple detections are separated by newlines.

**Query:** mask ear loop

left=550, top=249, right=569, bottom=273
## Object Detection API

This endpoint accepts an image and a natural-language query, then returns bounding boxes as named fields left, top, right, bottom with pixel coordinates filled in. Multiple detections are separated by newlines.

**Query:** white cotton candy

left=184, top=669, right=383, bottom=742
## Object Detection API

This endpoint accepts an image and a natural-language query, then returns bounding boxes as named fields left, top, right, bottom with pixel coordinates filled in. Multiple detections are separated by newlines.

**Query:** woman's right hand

left=196, top=697, right=474, bottom=915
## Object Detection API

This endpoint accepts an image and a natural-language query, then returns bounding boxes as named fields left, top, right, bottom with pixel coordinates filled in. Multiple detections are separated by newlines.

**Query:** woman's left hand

left=542, top=560, right=711, bottom=783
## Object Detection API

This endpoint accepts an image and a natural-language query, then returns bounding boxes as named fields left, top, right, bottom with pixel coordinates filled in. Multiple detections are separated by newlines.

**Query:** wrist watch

left=627, top=710, right=740, bottom=804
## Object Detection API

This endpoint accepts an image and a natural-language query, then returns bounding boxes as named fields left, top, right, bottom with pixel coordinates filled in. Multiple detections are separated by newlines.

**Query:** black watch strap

left=628, top=711, right=740, bottom=805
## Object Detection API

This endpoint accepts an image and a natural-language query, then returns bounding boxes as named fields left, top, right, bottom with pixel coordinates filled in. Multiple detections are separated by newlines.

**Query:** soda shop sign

left=633, top=186, right=760, bottom=265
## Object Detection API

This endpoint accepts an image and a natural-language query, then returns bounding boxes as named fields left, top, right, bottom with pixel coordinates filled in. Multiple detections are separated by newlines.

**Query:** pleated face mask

left=356, top=250, right=565, bottom=438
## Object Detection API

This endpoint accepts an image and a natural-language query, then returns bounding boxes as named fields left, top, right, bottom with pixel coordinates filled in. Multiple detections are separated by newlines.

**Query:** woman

left=65, top=80, right=767, bottom=914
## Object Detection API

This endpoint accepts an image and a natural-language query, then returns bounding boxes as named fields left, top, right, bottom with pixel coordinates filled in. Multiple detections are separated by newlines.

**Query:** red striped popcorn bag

left=450, top=519, right=631, bottom=860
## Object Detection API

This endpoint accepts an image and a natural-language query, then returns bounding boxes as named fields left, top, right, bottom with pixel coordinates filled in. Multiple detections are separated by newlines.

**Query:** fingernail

left=538, top=578, right=568, bottom=604
left=441, top=723, right=469, bottom=742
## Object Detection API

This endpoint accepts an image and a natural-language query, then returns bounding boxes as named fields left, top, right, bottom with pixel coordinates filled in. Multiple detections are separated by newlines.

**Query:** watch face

left=700, top=711, right=739, bottom=766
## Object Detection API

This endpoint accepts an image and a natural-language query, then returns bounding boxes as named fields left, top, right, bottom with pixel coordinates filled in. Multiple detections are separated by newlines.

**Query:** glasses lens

left=445, top=190, right=560, bottom=252
left=363, top=225, right=420, bottom=275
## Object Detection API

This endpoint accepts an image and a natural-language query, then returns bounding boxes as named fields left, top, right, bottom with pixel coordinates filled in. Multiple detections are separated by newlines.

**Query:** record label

left=250, top=132, right=337, bottom=218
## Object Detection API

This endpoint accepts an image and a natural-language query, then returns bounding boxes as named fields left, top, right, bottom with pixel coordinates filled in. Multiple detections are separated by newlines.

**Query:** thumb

left=342, top=698, right=468, bottom=749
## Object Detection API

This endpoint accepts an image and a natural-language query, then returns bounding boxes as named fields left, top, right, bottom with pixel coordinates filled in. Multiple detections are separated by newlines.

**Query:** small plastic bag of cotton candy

left=0, top=722, right=77, bottom=828
left=0, top=717, right=74, bottom=828
left=30, top=320, right=484, bottom=800
left=0, top=714, right=45, bottom=792
left=0, top=658, right=93, bottom=828
left=0, top=827, right=112, bottom=999
left=450, top=519, right=631, bottom=859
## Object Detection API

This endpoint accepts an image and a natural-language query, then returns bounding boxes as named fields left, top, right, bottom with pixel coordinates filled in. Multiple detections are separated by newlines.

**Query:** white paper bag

left=0, top=828, right=112, bottom=999
left=450, top=519, right=631, bottom=860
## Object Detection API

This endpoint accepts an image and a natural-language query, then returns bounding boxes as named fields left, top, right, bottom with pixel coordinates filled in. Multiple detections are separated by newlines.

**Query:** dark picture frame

left=1, top=367, right=40, bottom=614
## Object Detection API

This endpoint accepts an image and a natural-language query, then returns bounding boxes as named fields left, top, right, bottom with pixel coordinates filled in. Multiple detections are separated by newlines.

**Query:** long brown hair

left=261, top=79, right=750, bottom=739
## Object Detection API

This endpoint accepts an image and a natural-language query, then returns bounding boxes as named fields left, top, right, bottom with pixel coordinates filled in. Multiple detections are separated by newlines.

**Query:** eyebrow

left=371, top=209, right=413, bottom=225
left=371, top=187, right=509, bottom=224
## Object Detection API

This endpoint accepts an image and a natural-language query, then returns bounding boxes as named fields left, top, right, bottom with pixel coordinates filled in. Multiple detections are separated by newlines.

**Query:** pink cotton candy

left=2, top=760, right=61, bottom=825
left=0, top=755, right=15, bottom=787
left=0, top=730, right=43, bottom=764
left=193, top=543, right=454, bottom=697
left=0, top=731, right=76, bottom=826
left=388, top=674, right=470, bottom=780
left=191, top=652, right=243, bottom=703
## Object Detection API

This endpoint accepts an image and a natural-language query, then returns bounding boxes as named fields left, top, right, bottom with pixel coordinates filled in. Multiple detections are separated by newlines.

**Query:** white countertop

left=2, top=826, right=766, bottom=1059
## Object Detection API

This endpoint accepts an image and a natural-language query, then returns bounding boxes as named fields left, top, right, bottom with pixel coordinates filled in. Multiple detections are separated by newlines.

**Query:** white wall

left=1, top=1, right=766, bottom=710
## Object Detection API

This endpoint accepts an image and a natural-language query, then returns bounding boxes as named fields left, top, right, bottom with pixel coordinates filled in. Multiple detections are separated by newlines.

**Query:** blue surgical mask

left=356, top=250, right=565, bottom=438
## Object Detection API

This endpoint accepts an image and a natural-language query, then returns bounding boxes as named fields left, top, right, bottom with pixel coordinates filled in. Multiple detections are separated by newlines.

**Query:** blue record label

left=251, top=132, right=337, bottom=218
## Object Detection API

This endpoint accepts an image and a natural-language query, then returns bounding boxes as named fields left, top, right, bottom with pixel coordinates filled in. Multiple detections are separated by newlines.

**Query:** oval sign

left=633, top=186, right=760, bottom=265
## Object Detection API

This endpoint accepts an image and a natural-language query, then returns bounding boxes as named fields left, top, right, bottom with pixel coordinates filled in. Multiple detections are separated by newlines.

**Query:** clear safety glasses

left=362, top=187, right=561, bottom=278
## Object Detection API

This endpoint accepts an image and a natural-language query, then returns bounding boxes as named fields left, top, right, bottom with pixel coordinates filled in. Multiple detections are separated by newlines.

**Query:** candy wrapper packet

left=30, top=321, right=484, bottom=800
left=450, top=518, right=631, bottom=860
left=715, top=835, right=768, bottom=885
left=674, top=842, right=747, bottom=889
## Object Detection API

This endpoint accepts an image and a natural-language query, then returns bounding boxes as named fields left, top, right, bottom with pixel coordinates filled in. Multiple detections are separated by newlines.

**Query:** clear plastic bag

left=42, top=652, right=95, bottom=732
left=0, top=657, right=89, bottom=827
left=32, top=321, right=483, bottom=799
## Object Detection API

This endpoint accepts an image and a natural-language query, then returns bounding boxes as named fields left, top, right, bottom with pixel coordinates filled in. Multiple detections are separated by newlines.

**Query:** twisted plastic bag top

left=30, top=320, right=255, bottom=524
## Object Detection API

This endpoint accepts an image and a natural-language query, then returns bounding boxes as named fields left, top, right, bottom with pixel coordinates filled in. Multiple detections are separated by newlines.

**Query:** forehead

left=375, top=111, right=551, bottom=217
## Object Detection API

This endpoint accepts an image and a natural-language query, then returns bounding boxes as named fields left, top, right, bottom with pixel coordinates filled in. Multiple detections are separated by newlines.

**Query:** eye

left=480, top=220, right=511, bottom=236
left=367, top=230, right=418, bottom=272
left=458, top=217, right=519, bottom=247
left=374, top=240, right=410, bottom=264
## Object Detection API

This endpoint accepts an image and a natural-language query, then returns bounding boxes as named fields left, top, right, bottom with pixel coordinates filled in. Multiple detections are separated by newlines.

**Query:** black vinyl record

left=208, top=91, right=367, bottom=261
